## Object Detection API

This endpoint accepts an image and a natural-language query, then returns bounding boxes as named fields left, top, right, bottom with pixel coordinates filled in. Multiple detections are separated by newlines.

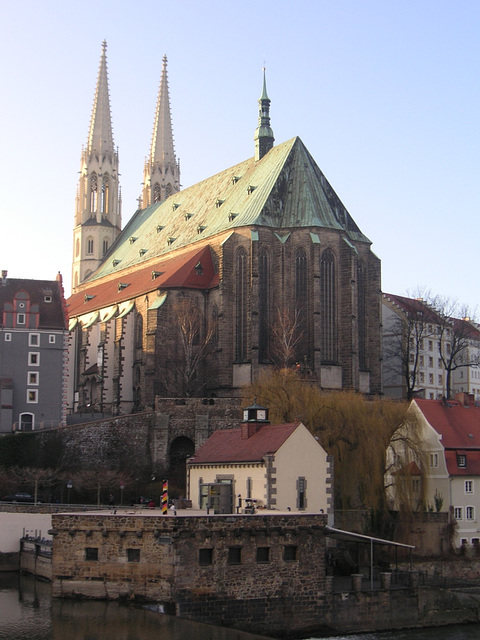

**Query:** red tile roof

left=415, top=398, right=480, bottom=449
left=0, top=277, right=67, bottom=329
left=67, top=245, right=217, bottom=316
left=383, top=293, right=442, bottom=324
left=414, top=398, right=480, bottom=475
left=444, top=451, right=480, bottom=476
left=188, top=423, right=300, bottom=464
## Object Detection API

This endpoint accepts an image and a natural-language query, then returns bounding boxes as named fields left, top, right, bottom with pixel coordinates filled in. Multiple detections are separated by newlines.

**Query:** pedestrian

left=109, top=493, right=115, bottom=506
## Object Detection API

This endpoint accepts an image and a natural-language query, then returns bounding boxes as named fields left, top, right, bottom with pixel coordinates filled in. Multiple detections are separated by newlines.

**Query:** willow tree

left=244, top=369, right=411, bottom=533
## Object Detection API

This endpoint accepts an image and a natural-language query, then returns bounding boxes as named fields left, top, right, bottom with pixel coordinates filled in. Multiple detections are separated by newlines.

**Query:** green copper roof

left=88, top=137, right=371, bottom=282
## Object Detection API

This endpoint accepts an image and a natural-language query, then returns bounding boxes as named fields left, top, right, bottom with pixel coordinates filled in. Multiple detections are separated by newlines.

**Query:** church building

left=67, top=43, right=382, bottom=415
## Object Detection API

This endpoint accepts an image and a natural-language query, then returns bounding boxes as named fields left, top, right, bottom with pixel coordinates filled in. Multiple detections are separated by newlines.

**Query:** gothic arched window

left=101, top=174, right=109, bottom=214
left=258, top=247, right=270, bottom=361
left=135, top=313, right=143, bottom=349
left=86, top=237, right=94, bottom=255
left=357, top=260, right=367, bottom=370
left=165, top=183, right=173, bottom=198
left=295, top=248, right=308, bottom=362
left=153, top=183, right=161, bottom=203
left=90, top=173, right=98, bottom=214
left=211, top=304, right=219, bottom=348
left=235, top=247, right=248, bottom=361
left=320, top=248, right=337, bottom=363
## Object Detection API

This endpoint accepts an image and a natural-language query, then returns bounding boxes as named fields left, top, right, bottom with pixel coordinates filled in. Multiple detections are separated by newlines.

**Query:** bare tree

left=383, top=294, right=438, bottom=399
left=73, top=468, right=127, bottom=506
left=12, top=466, right=60, bottom=504
left=430, top=297, right=480, bottom=399
left=169, top=299, right=217, bottom=396
left=270, top=307, right=304, bottom=369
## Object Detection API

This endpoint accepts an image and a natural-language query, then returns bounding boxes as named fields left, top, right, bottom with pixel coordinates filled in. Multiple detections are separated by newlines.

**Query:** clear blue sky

left=1, top=0, right=479, bottom=313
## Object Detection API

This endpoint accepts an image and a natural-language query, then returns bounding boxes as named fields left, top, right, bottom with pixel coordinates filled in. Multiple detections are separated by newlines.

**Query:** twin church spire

left=142, top=55, right=180, bottom=208
left=72, top=43, right=274, bottom=291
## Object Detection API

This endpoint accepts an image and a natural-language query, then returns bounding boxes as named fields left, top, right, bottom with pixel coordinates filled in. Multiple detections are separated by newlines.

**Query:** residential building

left=383, top=294, right=480, bottom=400
left=387, top=394, right=480, bottom=548
left=0, top=271, right=68, bottom=433
left=450, top=318, right=480, bottom=399
left=187, top=403, right=333, bottom=516
left=67, top=43, right=382, bottom=412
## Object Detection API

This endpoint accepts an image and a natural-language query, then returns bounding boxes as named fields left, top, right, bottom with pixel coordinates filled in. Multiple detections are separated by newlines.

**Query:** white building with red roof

left=387, top=394, right=480, bottom=548
left=187, top=403, right=333, bottom=516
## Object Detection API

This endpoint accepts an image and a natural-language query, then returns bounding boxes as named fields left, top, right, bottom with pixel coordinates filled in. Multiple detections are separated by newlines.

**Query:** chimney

left=1, top=270, right=7, bottom=286
left=241, top=422, right=261, bottom=439
left=455, top=392, right=475, bottom=407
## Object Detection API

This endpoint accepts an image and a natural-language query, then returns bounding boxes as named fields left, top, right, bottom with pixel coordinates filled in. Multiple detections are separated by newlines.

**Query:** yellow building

left=187, top=403, right=333, bottom=516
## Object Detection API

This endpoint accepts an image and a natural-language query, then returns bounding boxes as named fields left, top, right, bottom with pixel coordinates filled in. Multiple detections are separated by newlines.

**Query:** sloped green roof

left=88, top=137, right=370, bottom=282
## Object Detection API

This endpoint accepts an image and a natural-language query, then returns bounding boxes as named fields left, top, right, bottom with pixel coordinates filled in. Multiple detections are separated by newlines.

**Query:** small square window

left=227, top=547, right=242, bottom=565
left=29, top=333, right=39, bottom=346
left=28, top=372, right=38, bottom=386
left=457, top=455, right=467, bottom=468
left=85, top=547, right=98, bottom=561
left=44, top=295, right=52, bottom=303
left=256, top=547, right=270, bottom=563
left=199, top=548, right=213, bottom=565
left=4, top=333, right=11, bottom=342
left=27, top=390, right=38, bottom=403
left=49, top=335, right=56, bottom=344
left=127, top=548, right=140, bottom=563
left=28, top=352, right=39, bottom=366
left=283, top=545, right=297, bottom=562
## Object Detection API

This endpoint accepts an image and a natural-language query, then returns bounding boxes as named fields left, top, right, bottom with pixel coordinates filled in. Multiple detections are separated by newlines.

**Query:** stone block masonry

left=51, top=511, right=328, bottom=636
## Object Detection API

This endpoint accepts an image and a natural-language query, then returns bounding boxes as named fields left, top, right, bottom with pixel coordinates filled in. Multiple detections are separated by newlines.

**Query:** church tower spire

left=254, top=68, right=275, bottom=161
left=142, top=55, right=180, bottom=208
left=72, top=41, right=121, bottom=292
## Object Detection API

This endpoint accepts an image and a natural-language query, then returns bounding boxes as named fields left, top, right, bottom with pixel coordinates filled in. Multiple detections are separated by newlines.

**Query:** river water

left=2, top=572, right=480, bottom=640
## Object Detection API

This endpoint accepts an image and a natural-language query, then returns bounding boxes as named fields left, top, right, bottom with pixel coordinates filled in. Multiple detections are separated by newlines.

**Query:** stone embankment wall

left=28, top=397, right=242, bottom=472
left=51, top=512, right=328, bottom=637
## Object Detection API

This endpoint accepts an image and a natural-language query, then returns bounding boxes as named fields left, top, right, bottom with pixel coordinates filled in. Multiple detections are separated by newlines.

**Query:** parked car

left=1, top=492, right=40, bottom=503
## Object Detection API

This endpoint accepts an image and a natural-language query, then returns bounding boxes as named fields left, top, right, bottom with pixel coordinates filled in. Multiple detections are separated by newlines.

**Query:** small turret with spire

left=142, top=55, right=180, bottom=208
left=254, top=68, right=275, bottom=161
left=71, top=41, right=121, bottom=292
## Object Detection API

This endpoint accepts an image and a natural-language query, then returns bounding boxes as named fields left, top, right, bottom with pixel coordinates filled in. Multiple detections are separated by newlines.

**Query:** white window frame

left=466, top=506, right=475, bottom=521
left=27, top=371, right=39, bottom=386
left=26, top=389, right=38, bottom=404
left=49, top=334, right=56, bottom=344
left=465, top=480, right=474, bottom=494
left=454, top=507, right=463, bottom=520
left=29, top=333, right=40, bottom=346
left=429, top=453, right=439, bottom=468
left=17, top=313, right=25, bottom=325
left=4, top=333, right=11, bottom=342
left=28, top=352, right=40, bottom=366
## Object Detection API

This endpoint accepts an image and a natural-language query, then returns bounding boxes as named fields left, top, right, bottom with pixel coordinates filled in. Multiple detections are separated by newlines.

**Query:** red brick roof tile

left=68, top=245, right=217, bottom=316
left=189, top=423, right=300, bottom=464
